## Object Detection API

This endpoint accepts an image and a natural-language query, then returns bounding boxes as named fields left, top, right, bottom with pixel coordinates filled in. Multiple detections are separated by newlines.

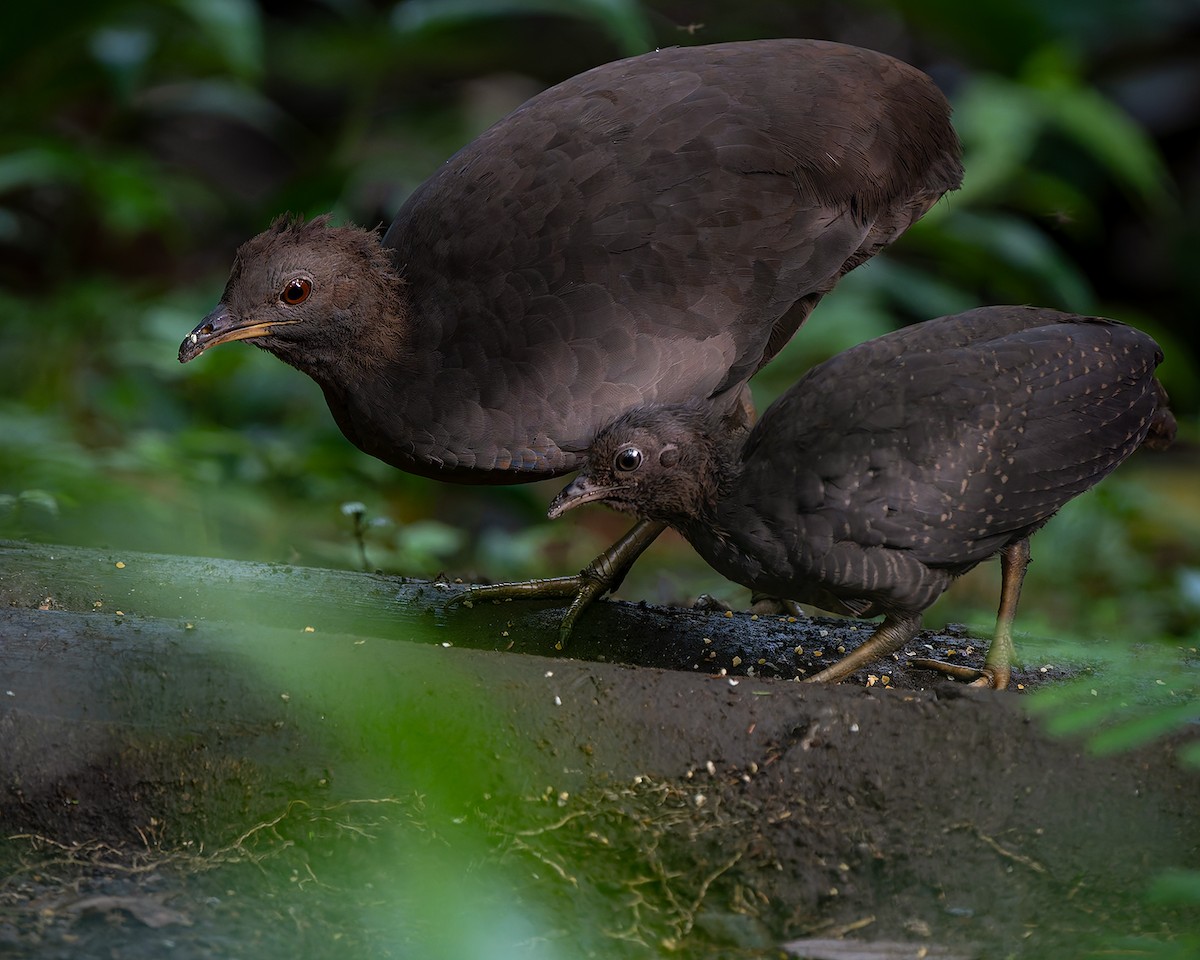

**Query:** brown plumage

left=179, top=39, right=961, bottom=483
left=550, top=306, right=1176, bottom=687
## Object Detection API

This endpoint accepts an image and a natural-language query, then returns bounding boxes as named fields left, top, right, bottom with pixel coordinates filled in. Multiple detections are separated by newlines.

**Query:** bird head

left=549, top=403, right=728, bottom=525
left=179, top=214, right=406, bottom=379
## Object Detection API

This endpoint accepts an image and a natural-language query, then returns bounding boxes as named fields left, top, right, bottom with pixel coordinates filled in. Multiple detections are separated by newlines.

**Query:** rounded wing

left=731, top=307, right=1166, bottom=610
left=378, top=39, right=961, bottom=480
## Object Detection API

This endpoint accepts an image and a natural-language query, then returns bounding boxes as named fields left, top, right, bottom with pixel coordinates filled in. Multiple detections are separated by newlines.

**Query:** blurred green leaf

left=950, top=74, right=1043, bottom=206
left=174, top=0, right=264, bottom=80
left=939, top=210, right=1094, bottom=309
left=1087, top=698, right=1200, bottom=755
left=1037, top=697, right=1117, bottom=738
left=17, top=489, right=60, bottom=517
left=139, top=78, right=291, bottom=134
left=1023, top=46, right=1173, bottom=213
left=477, top=523, right=572, bottom=574
left=392, top=0, right=653, bottom=56
left=88, top=25, right=155, bottom=100
left=1026, top=624, right=1199, bottom=758
left=1147, top=868, right=1200, bottom=907
left=396, top=518, right=467, bottom=567
left=177, top=622, right=573, bottom=959
left=0, top=146, right=83, bottom=193
left=852, top=256, right=979, bottom=320
left=87, top=154, right=179, bottom=234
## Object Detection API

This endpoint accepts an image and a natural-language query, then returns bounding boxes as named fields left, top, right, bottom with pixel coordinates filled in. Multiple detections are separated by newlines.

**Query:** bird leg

left=910, top=538, right=1030, bottom=689
left=447, top=519, right=668, bottom=649
left=803, top=611, right=923, bottom=683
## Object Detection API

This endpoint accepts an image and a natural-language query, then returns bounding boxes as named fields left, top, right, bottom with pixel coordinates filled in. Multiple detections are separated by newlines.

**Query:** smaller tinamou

left=547, top=305, right=1176, bottom=687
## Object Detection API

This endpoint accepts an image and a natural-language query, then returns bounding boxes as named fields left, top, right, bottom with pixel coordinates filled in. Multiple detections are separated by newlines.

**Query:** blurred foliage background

left=2, top=1, right=1199, bottom=955
left=2, top=0, right=1198, bottom=647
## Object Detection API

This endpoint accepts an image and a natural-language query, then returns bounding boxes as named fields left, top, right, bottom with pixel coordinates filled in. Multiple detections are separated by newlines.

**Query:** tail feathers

left=1144, top=379, right=1177, bottom=451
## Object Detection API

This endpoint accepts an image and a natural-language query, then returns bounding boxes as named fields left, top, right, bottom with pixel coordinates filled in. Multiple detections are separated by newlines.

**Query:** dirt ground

left=1, top=543, right=1197, bottom=959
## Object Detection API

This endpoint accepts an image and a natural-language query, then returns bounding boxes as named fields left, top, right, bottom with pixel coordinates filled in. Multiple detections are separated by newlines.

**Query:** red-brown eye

left=280, top=278, right=312, bottom=305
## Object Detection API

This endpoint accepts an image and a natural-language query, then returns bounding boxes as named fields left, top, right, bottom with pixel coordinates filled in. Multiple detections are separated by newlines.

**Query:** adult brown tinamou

left=178, top=39, right=962, bottom=642
left=548, top=306, right=1176, bottom=688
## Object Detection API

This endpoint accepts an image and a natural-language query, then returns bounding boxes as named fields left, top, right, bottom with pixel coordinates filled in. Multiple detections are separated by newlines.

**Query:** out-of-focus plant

left=1022, top=625, right=1200, bottom=960
left=1, top=1, right=1197, bottom=953
left=393, top=0, right=654, bottom=56
left=1, top=0, right=1195, bottom=627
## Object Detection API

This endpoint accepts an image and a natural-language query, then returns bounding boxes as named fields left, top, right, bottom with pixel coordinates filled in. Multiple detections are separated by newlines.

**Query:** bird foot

left=446, top=576, right=586, bottom=604
left=444, top=519, right=667, bottom=649
left=801, top=612, right=922, bottom=683
left=909, top=657, right=1010, bottom=690
left=447, top=571, right=612, bottom=650
left=692, top=594, right=806, bottom=618
left=693, top=594, right=732, bottom=612
left=749, top=595, right=807, bottom=619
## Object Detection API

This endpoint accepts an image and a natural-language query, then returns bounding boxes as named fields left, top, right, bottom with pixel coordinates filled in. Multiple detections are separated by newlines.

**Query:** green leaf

left=950, top=74, right=1042, bottom=206
left=854, top=257, right=979, bottom=320
left=174, top=0, right=263, bottom=80
left=17, top=489, right=59, bottom=517
left=0, top=146, right=82, bottom=194
left=84, top=155, right=177, bottom=234
left=1146, top=869, right=1200, bottom=907
left=1023, top=47, right=1173, bottom=212
left=939, top=210, right=1094, bottom=310
left=1087, top=698, right=1200, bottom=754
left=1037, top=697, right=1119, bottom=738
left=392, top=0, right=654, bottom=57
left=397, top=519, right=468, bottom=567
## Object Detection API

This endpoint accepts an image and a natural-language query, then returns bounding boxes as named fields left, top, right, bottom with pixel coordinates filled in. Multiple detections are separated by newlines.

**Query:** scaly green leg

left=911, top=538, right=1030, bottom=689
left=804, top=611, right=923, bottom=683
left=448, top=519, right=668, bottom=648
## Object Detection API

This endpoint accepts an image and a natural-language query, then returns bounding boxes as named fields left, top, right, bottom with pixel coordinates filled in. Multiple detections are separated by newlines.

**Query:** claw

left=441, top=519, right=668, bottom=647
left=803, top=612, right=922, bottom=683
left=908, top=540, right=1027, bottom=691
left=910, top=658, right=1009, bottom=690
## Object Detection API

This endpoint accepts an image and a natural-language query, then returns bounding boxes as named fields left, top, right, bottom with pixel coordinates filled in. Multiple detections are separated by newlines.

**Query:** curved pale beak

left=547, top=475, right=616, bottom=519
left=178, top=304, right=299, bottom=363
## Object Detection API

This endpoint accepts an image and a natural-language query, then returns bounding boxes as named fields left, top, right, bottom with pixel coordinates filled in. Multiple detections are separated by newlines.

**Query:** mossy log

left=0, top=540, right=1195, bottom=959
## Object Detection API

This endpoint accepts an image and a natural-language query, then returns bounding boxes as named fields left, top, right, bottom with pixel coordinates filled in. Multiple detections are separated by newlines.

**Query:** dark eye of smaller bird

left=614, top=446, right=643, bottom=473
left=280, top=278, right=312, bottom=306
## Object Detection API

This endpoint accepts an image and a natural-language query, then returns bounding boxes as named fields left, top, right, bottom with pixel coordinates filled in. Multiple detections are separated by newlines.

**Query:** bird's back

left=715, top=306, right=1171, bottom=612
left=374, top=39, right=962, bottom=480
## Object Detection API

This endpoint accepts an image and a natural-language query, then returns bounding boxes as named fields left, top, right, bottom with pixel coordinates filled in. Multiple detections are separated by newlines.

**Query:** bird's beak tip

left=547, top=475, right=610, bottom=520
left=178, top=304, right=232, bottom=363
left=546, top=493, right=575, bottom=520
left=178, top=304, right=286, bottom=363
left=178, top=331, right=203, bottom=364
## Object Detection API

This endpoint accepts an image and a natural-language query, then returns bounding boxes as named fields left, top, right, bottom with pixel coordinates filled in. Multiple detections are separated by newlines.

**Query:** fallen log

left=0, top=540, right=1195, bottom=960
left=0, top=539, right=1055, bottom=683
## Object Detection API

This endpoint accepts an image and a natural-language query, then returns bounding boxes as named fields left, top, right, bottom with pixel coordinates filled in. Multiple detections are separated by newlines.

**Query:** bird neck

left=284, top=293, right=412, bottom=394
left=657, top=449, right=741, bottom=535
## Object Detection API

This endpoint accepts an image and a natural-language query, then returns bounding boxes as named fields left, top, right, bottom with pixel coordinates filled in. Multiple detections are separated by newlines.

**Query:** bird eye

left=280, top=278, right=312, bottom=305
left=613, top=446, right=643, bottom=473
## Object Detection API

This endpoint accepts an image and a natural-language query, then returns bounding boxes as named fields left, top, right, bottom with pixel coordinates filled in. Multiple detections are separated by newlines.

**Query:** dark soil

left=1, top=542, right=1197, bottom=959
